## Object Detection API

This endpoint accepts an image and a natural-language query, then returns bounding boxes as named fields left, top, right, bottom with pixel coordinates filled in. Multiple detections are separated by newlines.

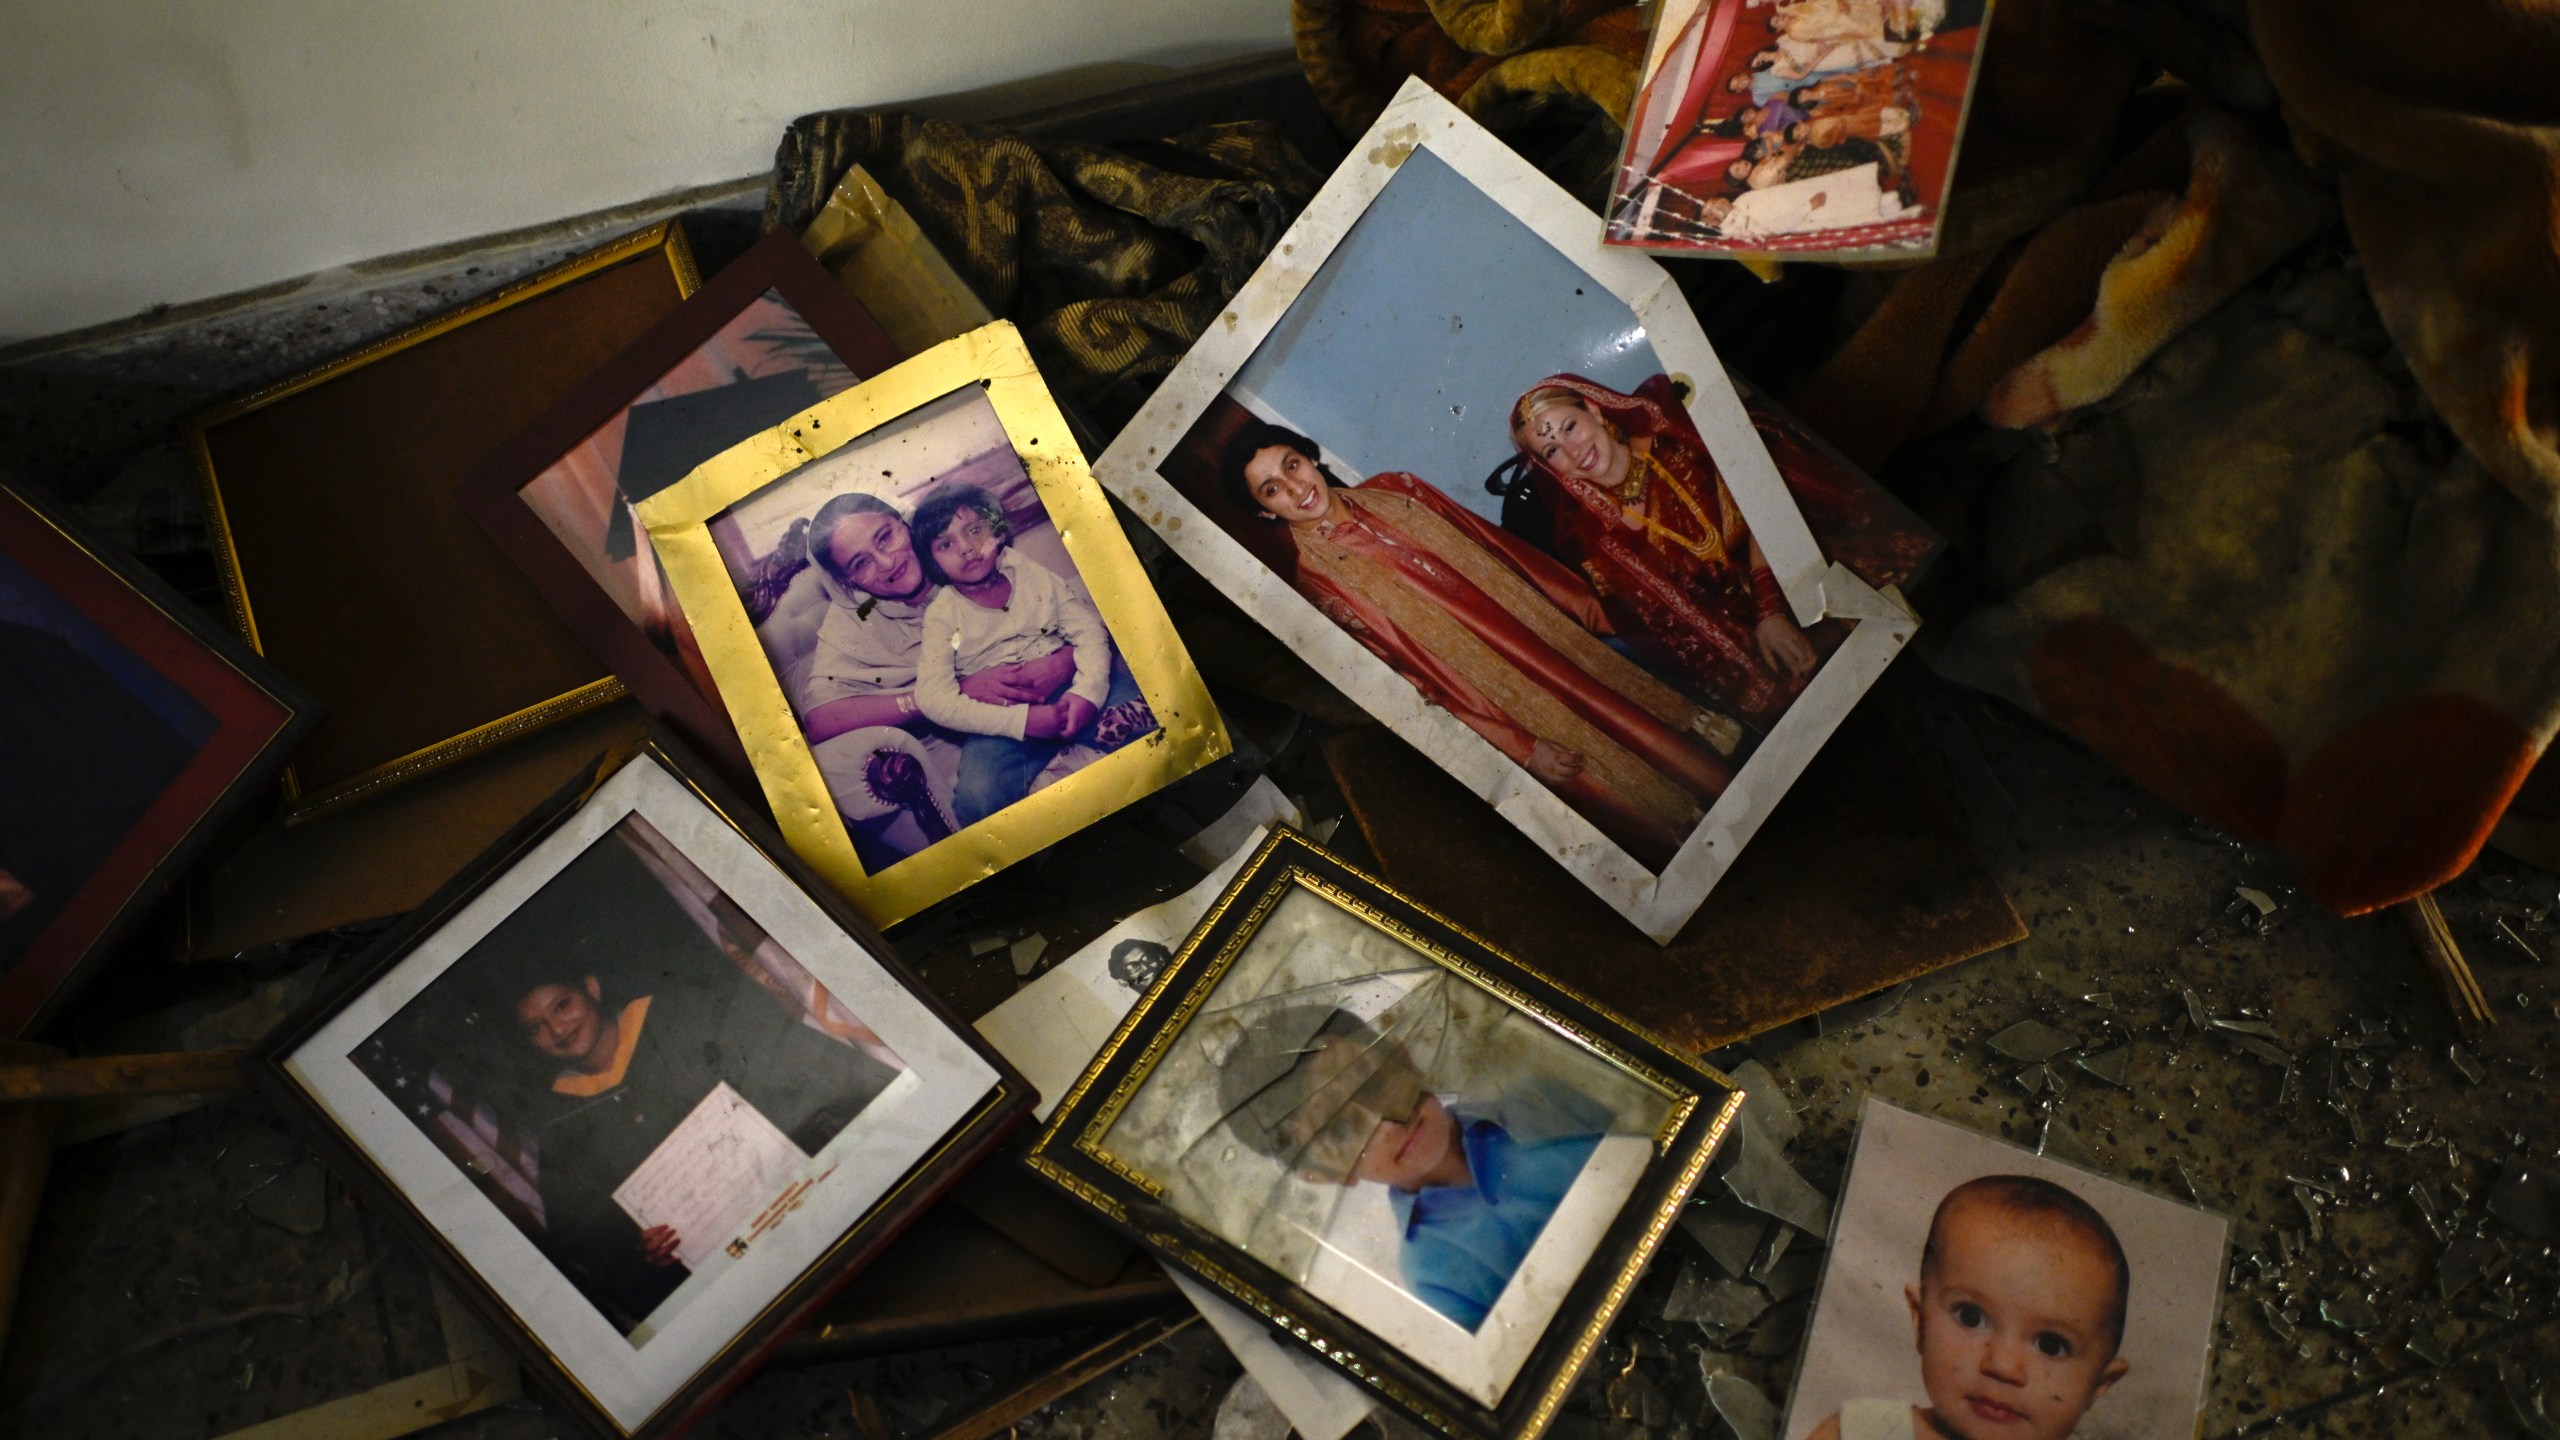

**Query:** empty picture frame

left=635, top=321, right=1228, bottom=928
left=184, top=222, right=699, bottom=820
left=252, top=740, right=1032, bottom=1439
left=1029, top=829, right=1740, bottom=1440
left=0, top=483, right=314, bottom=1035
left=1094, top=81, right=1924, bottom=941
left=462, top=229, right=906, bottom=783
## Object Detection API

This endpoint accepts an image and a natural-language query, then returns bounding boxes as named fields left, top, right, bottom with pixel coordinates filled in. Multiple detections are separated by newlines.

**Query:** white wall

left=0, top=0, right=1293, bottom=345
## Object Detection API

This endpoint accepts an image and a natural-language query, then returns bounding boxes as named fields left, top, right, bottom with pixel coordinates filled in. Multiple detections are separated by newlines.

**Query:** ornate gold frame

left=185, top=221, right=698, bottom=821
left=637, top=321, right=1228, bottom=928
left=1026, top=829, right=1741, bottom=1440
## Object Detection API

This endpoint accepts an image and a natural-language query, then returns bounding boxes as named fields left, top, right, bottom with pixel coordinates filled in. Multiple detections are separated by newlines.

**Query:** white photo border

left=1780, top=1098, right=2234, bottom=1440
left=1094, top=79, right=1917, bottom=942
left=281, top=753, right=1003, bottom=1433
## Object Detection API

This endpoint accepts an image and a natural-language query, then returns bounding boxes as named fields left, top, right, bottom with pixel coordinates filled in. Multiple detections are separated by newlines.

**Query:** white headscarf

left=792, top=503, right=937, bottom=713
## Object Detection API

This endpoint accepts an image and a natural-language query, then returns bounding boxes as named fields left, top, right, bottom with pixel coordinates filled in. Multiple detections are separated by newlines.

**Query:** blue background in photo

left=0, top=550, right=215, bottom=746
left=1230, top=148, right=1666, bottom=523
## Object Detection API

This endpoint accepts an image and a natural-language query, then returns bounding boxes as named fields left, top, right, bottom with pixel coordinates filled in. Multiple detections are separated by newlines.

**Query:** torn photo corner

left=1094, top=79, right=1932, bottom=942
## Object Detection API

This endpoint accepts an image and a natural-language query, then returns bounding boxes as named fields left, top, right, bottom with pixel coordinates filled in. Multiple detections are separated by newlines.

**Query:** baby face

left=928, top=506, right=1005, bottom=588
left=1906, top=1202, right=2129, bottom=1440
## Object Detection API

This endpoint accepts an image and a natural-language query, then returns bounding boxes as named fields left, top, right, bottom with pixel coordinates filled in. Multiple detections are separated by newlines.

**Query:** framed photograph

left=1604, top=0, right=1995, bottom=258
left=634, top=320, right=1228, bottom=929
left=0, top=483, right=314, bottom=1035
left=462, top=230, right=905, bottom=781
left=185, top=221, right=700, bottom=821
left=1027, top=828, right=1740, bottom=1440
left=252, top=740, right=1031, bottom=1439
left=1094, top=80, right=1928, bottom=942
left=1782, top=1100, right=2229, bottom=1440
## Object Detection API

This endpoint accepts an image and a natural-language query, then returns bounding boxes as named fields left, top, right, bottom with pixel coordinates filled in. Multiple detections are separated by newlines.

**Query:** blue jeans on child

left=952, top=662, right=1147, bottom=827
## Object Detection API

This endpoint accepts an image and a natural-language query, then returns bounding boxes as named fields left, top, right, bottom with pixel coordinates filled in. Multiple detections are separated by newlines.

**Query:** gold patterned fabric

left=765, top=112, right=1322, bottom=431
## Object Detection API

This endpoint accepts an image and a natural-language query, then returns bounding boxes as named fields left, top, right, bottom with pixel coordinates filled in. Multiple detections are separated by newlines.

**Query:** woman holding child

left=788, top=486, right=1148, bottom=859
left=1221, top=420, right=1734, bottom=865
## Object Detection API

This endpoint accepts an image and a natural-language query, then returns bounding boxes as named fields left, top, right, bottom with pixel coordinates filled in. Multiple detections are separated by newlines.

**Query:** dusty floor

left=4, top=662, right=2551, bottom=1440
left=4, top=69, right=2556, bottom=1440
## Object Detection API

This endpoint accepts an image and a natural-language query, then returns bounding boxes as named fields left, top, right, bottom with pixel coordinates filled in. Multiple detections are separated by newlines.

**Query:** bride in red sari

left=1507, top=372, right=1934, bottom=727
left=1220, top=421, right=1735, bottom=867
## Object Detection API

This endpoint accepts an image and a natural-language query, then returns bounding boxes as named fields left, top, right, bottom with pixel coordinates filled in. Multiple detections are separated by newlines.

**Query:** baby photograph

left=1096, top=881, right=1679, bottom=1407
left=703, top=384, right=1160, bottom=873
left=1152, top=145, right=1934, bottom=873
left=350, top=810, right=907, bottom=1344
left=1784, top=1100, right=2229, bottom=1440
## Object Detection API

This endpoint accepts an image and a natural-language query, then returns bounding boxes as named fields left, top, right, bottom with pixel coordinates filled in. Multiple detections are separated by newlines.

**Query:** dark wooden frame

left=248, top=735, right=1032, bottom=1440
left=1026, top=828, right=1742, bottom=1440
left=0, top=483, right=315, bottom=1036
left=460, top=229, right=904, bottom=785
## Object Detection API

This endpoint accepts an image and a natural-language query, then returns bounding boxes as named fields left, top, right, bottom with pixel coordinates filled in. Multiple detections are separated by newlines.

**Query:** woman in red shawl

left=1221, top=421, right=1734, bottom=867
left=1505, top=372, right=1936, bottom=727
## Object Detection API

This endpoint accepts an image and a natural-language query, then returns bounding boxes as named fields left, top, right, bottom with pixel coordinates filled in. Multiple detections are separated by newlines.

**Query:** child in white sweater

left=909, top=483, right=1148, bottom=823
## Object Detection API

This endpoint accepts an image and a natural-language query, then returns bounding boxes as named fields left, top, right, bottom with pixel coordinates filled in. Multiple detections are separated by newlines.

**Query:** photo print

left=0, top=547, right=218, bottom=967
left=635, top=321, right=1226, bottom=929
left=1607, top=0, right=1995, bottom=257
left=1784, top=1100, right=2230, bottom=1440
left=0, top=484, right=310, bottom=1035
left=348, top=809, right=907, bottom=1340
left=273, top=750, right=1018, bottom=1434
left=1095, top=882, right=1677, bottom=1405
left=1099, top=81, right=1929, bottom=941
left=515, top=287, right=865, bottom=709
left=704, top=383, right=1160, bottom=872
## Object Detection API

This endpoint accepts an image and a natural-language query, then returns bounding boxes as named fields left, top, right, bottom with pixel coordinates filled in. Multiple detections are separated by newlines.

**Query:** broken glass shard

left=1663, top=1260, right=1772, bottom=1335
left=1757, top=1249, right=1825, bottom=1304
left=2183, top=989, right=2213, bottom=1030
left=2450, top=1046, right=2487, bottom=1084
left=1704, top=1372, right=1780, bottom=1440
left=2410, top=1182, right=2451, bottom=1242
left=1681, top=1200, right=1772, bottom=1279
left=2038, top=1117, right=2099, bottom=1167
left=2291, top=1185, right=2326, bottom=1243
left=1721, top=1119, right=1832, bottom=1237
left=2503, top=1361, right=2560, bottom=1440
left=2495, top=918, right=2544, bottom=965
left=2227, top=1033, right=2294, bottom=1067
left=1988, top=1019, right=2079, bottom=1064
left=2440, top=1230, right=2500, bottom=1302
left=2210, top=1017, right=2281, bottom=1040
left=2487, top=1155, right=2558, bottom=1240
left=2404, top=1326, right=2452, bottom=1368
left=2318, top=1292, right=2378, bottom=1334
left=2074, top=1046, right=2131, bottom=1089
left=1727, top=1060, right=1801, bottom=1150
left=2258, top=1299, right=2297, bottom=1344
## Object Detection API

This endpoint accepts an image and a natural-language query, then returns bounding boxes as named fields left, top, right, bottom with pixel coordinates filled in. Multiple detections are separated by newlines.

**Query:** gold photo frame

left=185, top=221, right=701, bottom=820
left=637, top=320, right=1228, bottom=927
left=1028, top=829, right=1740, bottom=1440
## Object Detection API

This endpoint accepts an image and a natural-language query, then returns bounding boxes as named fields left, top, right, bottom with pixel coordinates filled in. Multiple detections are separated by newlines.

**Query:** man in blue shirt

left=1224, top=1004, right=1609, bottom=1332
